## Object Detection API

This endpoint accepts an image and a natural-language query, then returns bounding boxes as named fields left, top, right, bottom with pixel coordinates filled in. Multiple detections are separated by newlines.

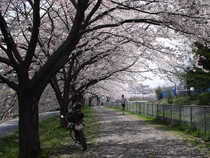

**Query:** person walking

left=101, top=99, right=104, bottom=106
left=121, top=95, right=127, bottom=114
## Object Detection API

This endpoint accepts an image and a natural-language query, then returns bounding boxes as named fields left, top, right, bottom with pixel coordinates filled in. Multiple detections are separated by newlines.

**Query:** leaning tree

left=0, top=0, right=209, bottom=157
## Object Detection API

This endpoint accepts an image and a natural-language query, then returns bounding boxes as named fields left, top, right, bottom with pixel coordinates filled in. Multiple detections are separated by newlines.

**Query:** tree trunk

left=63, top=79, right=70, bottom=115
left=72, top=93, right=84, bottom=105
left=18, top=90, right=41, bottom=158
left=60, top=102, right=68, bottom=126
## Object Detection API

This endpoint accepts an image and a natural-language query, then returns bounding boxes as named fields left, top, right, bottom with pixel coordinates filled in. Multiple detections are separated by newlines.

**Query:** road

left=0, top=111, right=59, bottom=138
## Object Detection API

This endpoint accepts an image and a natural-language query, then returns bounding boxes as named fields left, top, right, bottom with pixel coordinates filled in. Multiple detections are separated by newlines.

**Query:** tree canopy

left=182, top=42, right=210, bottom=93
left=1, top=0, right=210, bottom=157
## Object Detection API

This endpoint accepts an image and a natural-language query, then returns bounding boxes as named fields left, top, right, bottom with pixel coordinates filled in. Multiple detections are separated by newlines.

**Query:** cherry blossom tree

left=0, top=1, right=89, bottom=157
left=0, top=0, right=209, bottom=157
left=0, top=86, right=17, bottom=122
left=51, top=40, right=140, bottom=117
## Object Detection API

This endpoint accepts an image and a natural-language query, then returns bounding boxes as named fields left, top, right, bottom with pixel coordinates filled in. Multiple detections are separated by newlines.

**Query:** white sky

left=140, top=71, right=167, bottom=88
left=142, top=76, right=171, bottom=88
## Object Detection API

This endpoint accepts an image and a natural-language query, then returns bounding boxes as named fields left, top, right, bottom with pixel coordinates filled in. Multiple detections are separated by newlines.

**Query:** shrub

left=197, top=92, right=210, bottom=105
left=155, top=87, right=162, bottom=100
left=203, top=133, right=210, bottom=142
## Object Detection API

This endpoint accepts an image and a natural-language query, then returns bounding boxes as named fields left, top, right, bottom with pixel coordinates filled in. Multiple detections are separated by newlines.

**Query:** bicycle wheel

left=78, top=130, right=87, bottom=151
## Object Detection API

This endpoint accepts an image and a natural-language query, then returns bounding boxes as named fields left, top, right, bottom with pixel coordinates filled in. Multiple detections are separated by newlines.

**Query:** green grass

left=0, top=131, right=19, bottom=157
left=0, top=106, right=100, bottom=158
left=154, top=93, right=210, bottom=106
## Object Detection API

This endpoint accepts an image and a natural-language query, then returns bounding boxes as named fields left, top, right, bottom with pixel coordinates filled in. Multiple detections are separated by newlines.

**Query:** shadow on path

left=94, top=106, right=206, bottom=158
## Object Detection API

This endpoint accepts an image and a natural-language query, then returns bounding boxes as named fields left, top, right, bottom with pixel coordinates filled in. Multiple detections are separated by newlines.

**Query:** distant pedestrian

left=121, top=95, right=127, bottom=114
left=101, top=99, right=104, bottom=106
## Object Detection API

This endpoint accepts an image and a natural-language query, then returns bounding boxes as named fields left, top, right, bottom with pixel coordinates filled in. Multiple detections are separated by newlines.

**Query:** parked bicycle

left=61, top=102, right=87, bottom=151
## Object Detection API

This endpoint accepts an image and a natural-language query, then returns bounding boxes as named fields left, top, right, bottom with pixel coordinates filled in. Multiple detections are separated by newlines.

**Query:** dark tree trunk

left=18, top=90, right=41, bottom=158
left=97, top=95, right=100, bottom=106
left=63, top=79, right=70, bottom=116
left=0, top=1, right=89, bottom=157
left=106, top=97, right=111, bottom=102
left=72, top=93, right=84, bottom=105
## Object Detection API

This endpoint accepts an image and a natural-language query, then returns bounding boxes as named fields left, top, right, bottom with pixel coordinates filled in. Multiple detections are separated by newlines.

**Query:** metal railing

left=106, top=102, right=210, bottom=134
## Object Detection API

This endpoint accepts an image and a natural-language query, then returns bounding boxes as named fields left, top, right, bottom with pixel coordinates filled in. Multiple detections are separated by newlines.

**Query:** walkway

left=93, top=106, right=208, bottom=158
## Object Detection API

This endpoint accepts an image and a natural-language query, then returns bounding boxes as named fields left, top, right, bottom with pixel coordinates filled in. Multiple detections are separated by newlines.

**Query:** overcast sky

left=141, top=72, right=174, bottom=88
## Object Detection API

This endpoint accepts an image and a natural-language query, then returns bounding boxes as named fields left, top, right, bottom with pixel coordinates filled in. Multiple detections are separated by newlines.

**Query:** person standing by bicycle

left=121, top=95, right=127, bottom=115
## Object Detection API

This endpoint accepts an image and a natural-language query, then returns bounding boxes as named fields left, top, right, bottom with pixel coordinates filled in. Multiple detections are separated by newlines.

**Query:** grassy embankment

left=0, top=106, right=100, bottom=158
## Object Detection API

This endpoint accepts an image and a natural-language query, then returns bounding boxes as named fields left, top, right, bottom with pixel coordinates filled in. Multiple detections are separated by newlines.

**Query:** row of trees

left=1, top=0, right=210, bottom=157
left=155, top=42, right=210, bottom=103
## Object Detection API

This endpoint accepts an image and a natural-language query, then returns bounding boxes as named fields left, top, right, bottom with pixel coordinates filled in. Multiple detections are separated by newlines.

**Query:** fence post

left=136, top=103, right=137, bottom=114
left=147, top=104, right=149, bottom=116
left=140, top=103, right=142, bottom=114
left=133, top=103, right=134, bottom=113
left=152, top=104, right=154, bottom=117
left=132, top=103, right=133, bottom=112
left=179, top=105, right=181, bottom=125
left=129, top=104, right=130, bottom=111
left=163, top=104, right=165, bottom=121
left=157, top=104, right=159, bottom=118
left=204, top=107, right=206, bottom=135
left=130, top=103, right=131, bottom=112
left=190, top=106, right=192, bottom=127
left=171, top=105, right=172, bottom=124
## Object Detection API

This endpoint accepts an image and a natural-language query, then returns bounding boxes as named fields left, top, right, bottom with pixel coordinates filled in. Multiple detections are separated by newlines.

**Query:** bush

left=175, top=95, right=195, bottom=105
left=197, top=92, right=210, bottom=105
left=203, top=133, right=210, bottom=142
left=155, top=87, right=162, bottom=100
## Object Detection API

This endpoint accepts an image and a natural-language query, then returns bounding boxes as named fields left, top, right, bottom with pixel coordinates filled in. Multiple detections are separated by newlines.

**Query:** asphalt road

left=0, top=111, right=60, bottom=138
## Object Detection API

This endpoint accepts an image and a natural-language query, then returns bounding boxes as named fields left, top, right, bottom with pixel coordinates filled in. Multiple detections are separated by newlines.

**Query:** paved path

left=93, top=106, right=208, bottom=158
left=0, top=111, right=59, bottom=138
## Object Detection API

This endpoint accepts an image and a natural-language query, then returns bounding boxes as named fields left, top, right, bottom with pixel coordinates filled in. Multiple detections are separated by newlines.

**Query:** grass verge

left=0, top=106, right=100, bottom=158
